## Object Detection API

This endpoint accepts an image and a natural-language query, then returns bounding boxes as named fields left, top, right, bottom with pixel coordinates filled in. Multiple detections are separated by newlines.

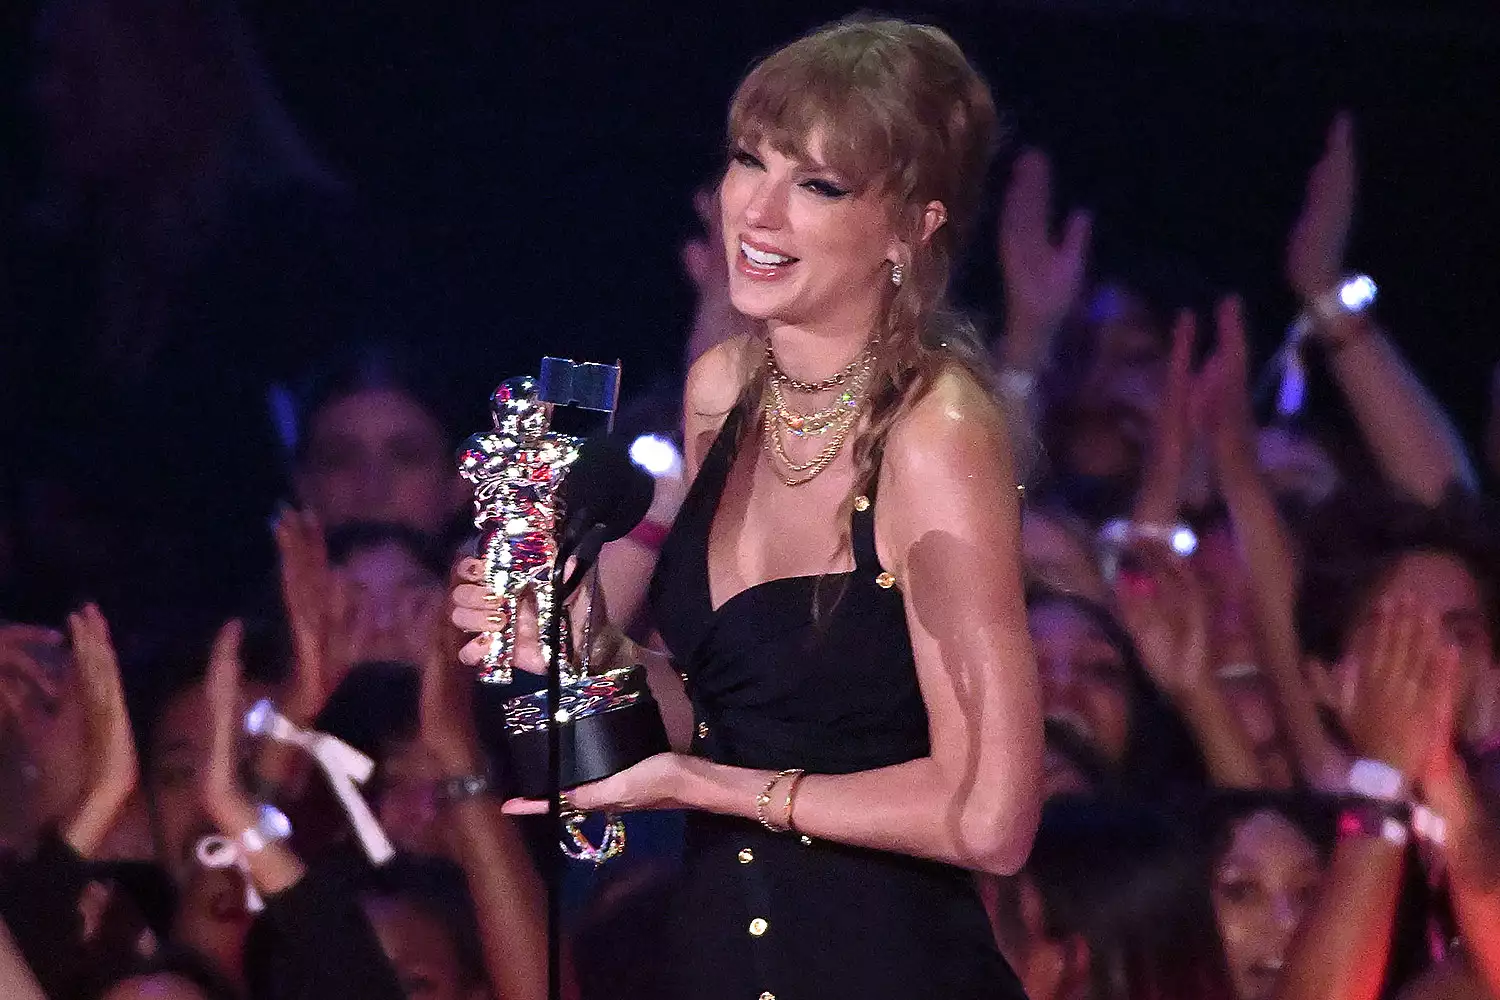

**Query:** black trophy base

left=505, top=674, right=671, bottom=800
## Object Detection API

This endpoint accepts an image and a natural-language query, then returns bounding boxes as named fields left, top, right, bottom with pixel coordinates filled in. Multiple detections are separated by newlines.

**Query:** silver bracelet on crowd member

left=437, top=772, right=493, bottom=806
left=1342, top=758, right=1448, bottom=848
left=1347, top=757, right=1408, bottom=802
left=1289, top=273, right=1378, bottom=342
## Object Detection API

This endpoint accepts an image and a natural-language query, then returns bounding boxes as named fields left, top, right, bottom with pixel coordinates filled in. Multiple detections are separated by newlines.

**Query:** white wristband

left=1348, top=758, right=1409, bottom=802
left=195, top=804, right=293, bottom=914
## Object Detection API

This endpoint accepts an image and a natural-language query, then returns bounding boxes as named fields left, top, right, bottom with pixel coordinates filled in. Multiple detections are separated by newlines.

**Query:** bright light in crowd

left=1339, top=275, right=1377, bottom=311
left=630, top=434, right=682, bottom=478
left=1171, top=526, right=1199, bottom=557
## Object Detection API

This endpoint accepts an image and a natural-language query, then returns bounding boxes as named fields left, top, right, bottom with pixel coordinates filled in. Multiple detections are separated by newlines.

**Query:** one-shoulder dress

left=646, top=402, right=1027, bottom=1000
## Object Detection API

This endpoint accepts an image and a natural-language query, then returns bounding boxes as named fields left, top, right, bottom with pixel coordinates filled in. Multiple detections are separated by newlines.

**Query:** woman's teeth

left=742, top=242, right=797, bottom=266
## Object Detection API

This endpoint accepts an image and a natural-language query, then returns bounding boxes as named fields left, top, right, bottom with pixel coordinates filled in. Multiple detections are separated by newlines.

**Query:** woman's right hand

left=450, top=558, right=549, bottom=674
left=450, top=557, right=634, bottom=675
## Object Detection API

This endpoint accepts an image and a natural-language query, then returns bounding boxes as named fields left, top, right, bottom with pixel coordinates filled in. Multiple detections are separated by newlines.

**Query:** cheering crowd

left=3, top=2, right=1500, bottom=999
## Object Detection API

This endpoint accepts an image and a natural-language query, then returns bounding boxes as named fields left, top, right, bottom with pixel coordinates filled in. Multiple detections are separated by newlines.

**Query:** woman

left=1203, top=794, right=1337, bottom=1000
left=1026, top=587, right=1209, bottom=795
left=451, top=16, right=1041, bottom=999
left=986, top=797, right=1238, bottom=1000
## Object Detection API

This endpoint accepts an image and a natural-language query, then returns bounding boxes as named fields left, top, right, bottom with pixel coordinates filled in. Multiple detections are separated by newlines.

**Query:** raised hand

left=1192, top=295, right=1258, bottom=475
left=67, top=606, right=136, bottom=791
left=1133, top=309, right=1197, bottom=525
left=998, top=149, right=1092, bottom=370
left=1114, top=544, right=1212, bottom=700
left=1286, top=113, right=1356, bottom=304
left=274, top=508, right=352, bottom=724
left=418, top=598, right=484, bottom=778
left=60, top=605, right=138, bottom=856
left=1342, top=597, right=1459, bottom=778
left=201, top=620, right=249, bottom=813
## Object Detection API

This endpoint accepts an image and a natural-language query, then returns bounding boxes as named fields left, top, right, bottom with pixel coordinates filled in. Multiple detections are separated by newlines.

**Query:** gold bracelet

left=756, top=769, right=801, bottom=833
left=783, top=770, right=808, bottom=834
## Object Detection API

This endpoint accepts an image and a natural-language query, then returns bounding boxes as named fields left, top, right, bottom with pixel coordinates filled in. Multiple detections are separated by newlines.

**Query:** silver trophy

left=458, top=374, right=581, bottom=687
left=458, top=360, right=669, bottom=862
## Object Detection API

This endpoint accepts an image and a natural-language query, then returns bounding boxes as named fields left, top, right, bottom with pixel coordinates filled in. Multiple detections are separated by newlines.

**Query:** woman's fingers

left=453, top=583, right=501, bottom=612
left=206, top=619, right=245, bottom=713
left=500, top=798, right=550, bottom=816
left=457, top=635, right=493, bottom=669
left=451, top=603, right=505, bottom=636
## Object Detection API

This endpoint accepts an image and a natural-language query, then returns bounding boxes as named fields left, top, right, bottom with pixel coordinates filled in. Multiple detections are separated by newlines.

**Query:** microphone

left=555, top=437, right=655, bottom=599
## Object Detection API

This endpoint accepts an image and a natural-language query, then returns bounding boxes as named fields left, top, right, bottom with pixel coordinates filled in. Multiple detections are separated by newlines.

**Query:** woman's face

left=297, top=389, right=462, bottom=537
left=1212, top=810, right=1325, bottom=1000
left=363, top=895, right=477, bottom=1000
left=1331, top=551, right=1494, bottom=739
left=719, top=127, right=903, bottom=334
left=336, top=541, right=445, bottom=667
left=1029, top=601, right=1132, bottom=765
left=146, top=679, right=274, bottom=883
left=1052, top=285, right=1167, bottom=480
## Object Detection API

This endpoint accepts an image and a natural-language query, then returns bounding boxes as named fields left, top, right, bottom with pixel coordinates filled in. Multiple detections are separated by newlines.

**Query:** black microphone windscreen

left=560, top=437, right=655, bottom=542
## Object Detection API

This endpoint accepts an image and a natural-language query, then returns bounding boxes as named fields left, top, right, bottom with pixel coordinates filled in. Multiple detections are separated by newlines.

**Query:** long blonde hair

left=725, top=16, right=1003, bottom=506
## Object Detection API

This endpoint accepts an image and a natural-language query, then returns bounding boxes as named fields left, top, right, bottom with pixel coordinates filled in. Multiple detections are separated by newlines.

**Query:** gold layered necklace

left=762, top=340, right=874, bottom=487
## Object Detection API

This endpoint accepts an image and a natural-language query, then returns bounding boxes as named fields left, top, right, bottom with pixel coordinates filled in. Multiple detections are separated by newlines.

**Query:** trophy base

left=503, top=667, right=671, bottom=799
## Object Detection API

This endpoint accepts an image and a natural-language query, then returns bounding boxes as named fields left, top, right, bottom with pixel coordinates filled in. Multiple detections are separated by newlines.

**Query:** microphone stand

left=545, top=525, right=606, bottom=1000
left=546, top=552, right=568, bottom=1000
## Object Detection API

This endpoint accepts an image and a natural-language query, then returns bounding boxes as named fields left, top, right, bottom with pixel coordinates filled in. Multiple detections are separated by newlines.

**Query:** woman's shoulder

left=884, top=362, right=1009, bottom=477
left=681, top=335, right=755, bottom=469
left=683, top=335, right=754, bottom=416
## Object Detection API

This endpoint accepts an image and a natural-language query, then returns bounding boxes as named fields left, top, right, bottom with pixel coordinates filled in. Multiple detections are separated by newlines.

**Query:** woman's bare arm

left=674, top=370, right=1044, bottom=873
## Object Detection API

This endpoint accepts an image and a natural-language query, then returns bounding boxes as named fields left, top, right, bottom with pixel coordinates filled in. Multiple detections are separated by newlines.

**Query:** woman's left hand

left=500, top=752, right=692, bottom=816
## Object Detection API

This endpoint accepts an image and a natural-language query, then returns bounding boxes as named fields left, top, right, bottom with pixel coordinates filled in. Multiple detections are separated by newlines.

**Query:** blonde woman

left=453, top=17, right=1041, bottom=998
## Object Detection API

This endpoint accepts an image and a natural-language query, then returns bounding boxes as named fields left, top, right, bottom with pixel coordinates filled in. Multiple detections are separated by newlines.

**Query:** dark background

left=3, top=0, right=1497, bottom=439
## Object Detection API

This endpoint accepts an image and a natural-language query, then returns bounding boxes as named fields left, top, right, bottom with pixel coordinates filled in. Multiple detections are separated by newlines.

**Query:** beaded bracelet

left=784, top=770, right=808, bottom=835
left=756, top=769, right=803, bottom=833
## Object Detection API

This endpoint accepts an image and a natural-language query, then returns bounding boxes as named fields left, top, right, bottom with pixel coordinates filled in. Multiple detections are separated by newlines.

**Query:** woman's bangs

left=728, top=62, right=901, bottom=195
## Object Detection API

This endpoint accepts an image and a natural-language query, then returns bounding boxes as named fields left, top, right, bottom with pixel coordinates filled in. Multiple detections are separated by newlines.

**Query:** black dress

left=648, top=403, right=1026, bottom=1000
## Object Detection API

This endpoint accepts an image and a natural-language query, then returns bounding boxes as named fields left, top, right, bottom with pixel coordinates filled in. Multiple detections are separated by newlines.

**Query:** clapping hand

left=1114, top=544, right=1212, bottom=700
left=59, top=606, right=138, bottom=856
left=998, top=149, right=1092, bottom=370
left=1342, top=597, right=1460, bottom=779
left=1286, top=113, right=1356, bottom=305
left=275, top=509, right=354, bottom=724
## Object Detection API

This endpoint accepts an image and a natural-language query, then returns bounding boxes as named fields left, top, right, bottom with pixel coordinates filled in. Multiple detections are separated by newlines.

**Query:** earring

left=890, top=261, right=905, bottom=288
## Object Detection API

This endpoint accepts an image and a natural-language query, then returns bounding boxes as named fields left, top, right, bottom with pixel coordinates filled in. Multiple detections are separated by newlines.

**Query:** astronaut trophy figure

left=457, top=360, right=669, bottom=863
left=457, top=376, right=582, bottom=685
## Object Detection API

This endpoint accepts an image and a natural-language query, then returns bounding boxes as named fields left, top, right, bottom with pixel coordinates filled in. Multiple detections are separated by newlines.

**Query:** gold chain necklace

left=764, top=341, right=875, bottom=393
left=761, top=385, right=867, bottom=486
left=767, top=370, right=868, bottom=438
left=761, top=403, right=863, bottom=486
left=760, top=338, right=875, bottom=486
